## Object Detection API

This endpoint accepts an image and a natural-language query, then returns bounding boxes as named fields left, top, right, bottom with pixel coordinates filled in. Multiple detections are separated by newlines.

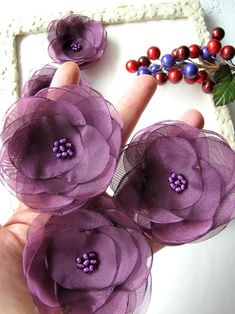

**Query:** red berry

left=126, top=60, right=139, bottom=73
left=197, top=70, right=208, bottom=84
left=202, top=79, right=215, bottom=94
left=168, top=69, right=183, bottom=83
left=189, top=44, right=201, bottom=58
left=220, top=45, right=235, bottom=60
left=147, top=46, right=161, bottom=60
left=138, top=56, right=151, bottom=67
left=184, top=76, right=198, bottom=84
left=207, top=39, right=222, bottom=54
left=171, top=48, right=179, bottom=60
left=177, top=46, right=190, bottom=60
left=155, top=72, right=168, bottom=85
left=211, top=27, right=225, bottom=41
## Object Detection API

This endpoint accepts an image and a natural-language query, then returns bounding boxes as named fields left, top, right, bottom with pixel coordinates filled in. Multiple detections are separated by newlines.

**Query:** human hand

left=0, top=61, right=204, bottom=314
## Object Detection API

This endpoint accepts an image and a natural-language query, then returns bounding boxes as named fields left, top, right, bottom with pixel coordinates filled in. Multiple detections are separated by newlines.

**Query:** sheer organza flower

left=23, top=197, right=153, bottom=314
left=112, top=121, right=235, bottom=245
left=22, top=63, right=90, bottom=97
left=0, top=85, right=122, bottom=213
left=47, top=14, right=108, bottom=69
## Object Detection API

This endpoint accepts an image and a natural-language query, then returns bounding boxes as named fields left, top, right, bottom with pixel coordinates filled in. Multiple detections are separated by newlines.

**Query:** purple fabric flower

left=112, top=121, right=235, bottom=245
left=22, top=63, right=90, bottom=97
left=47, top=14, right=108, bottom=69
left=23, top=197, right=152, bottom=313
left=0, top=85, right=122, bottom=213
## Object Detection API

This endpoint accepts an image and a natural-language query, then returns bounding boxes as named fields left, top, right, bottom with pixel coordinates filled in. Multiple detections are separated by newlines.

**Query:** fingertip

left=50, top=61, right=80, bottom=87
left=180, top=109, right=204, bottom=129
left=118, top=74, right=157, bottom=144
left=136, top=74, right=158, bottom=89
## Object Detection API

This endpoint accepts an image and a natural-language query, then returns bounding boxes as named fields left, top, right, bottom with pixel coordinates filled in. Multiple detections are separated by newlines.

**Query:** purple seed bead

left=89, top=265, right=94, bottom=272
left=175, top=180, right=180, bottom=185
left=77, top=263, right=85, bottom=269
left=56, top=153, right=62, bottom=158
left=53, top=147, right=58, bottom=153
left=171, top=173, right=176, bottom=178
left=181, top=179, right=187, bottom=184
left=178, top=175, right=183, bottom=180
left=67, top=149, right=74, bottom=156
left=66, top=143, right=72, bottom=148
left=175, top=187, right=181, bottom=192
left=170, top=183, right=176, bottom=190
left=76, top=257, right=82, bottom=263
left=181, top=184, right=185, bottom=190
left=60, top=138, right=66, bottom=144
left=59, top=145, right=65, bottom=152
left=90, top=259, right=97, bottom=265
left=83, top=253, right=89, bottom=260
left=54, top=141, right=59, bottom=147
left=83, top=260, right=90, bottom=267
left=168, top=177, right=174, bottom=183
left=62, top=152, right=68, bottom=158
left=83, top=267, right=90, bottom=273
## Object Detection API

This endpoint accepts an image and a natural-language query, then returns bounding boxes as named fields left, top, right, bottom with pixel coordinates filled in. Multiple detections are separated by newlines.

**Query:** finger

left=179, top=109, right=204, bottom=129
left=50, top=61, right=80, bottom=87
left=117, top=75, right=157, bottom=145
left=7, top=62, right=80, bottom=218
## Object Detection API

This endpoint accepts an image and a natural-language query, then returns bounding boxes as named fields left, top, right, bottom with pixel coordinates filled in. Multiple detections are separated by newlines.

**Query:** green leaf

left=214, top=64, right=232, bottom=83
left=213, top=73, right=235, bottom=107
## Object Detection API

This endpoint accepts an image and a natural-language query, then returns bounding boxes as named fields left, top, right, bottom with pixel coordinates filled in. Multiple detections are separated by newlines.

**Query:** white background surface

left=1, top=1, right=235, bottom=314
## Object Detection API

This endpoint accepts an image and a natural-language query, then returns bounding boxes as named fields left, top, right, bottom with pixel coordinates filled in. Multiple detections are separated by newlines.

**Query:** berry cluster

left=126, top=27, right=235, bottom=95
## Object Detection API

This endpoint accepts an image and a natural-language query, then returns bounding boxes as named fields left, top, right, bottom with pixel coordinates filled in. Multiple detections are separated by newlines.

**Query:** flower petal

left=47, top=229, right=118, bottom=290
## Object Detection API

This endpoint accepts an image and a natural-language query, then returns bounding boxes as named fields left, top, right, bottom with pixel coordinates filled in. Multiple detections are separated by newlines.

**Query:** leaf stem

left=173, top=62, right=235, bottom=72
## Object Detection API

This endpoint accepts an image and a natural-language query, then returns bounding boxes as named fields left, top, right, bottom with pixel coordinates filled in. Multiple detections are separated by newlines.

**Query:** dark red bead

left=202, top=79, right=215, bottom=94
left=189, top=44, right=201, bottom=58
left=126, top=60, right=139, bottom=73
left=138, top=56, right=151, bottom=67
left=171, top=48, right=178, bottom=59
left=184, top=76, right=198, bottom=84
left=197, top=70, right=208, bottom=84
left=220, top=45, right=235, bottom=60
left=207, top=39, right=222, bottom=54
left=177, top=46, right=190, bottom=60
left=147, top=46, right=161, bottom=60
left=211, top=27, right=225, bottom=41
left=155, top=72, right=168, bottom=85
left=168, top=69, right=183, bottom=83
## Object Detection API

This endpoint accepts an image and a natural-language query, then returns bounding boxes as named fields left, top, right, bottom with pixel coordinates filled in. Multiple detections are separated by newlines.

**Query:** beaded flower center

left=70, top=41, right=82, bottom=51
left=76, top=252, right=99, bottom=274
left=53, top=138, right=74, bottom=159
left=168, top=172, right=188, bottom=193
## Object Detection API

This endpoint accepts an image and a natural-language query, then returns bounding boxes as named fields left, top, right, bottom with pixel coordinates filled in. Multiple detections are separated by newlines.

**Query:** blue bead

left=137, top=67, right=151, bottom=76
left=176, top=60, right=185, bottom=66
left=200, top=46, right=211, bottom=59
left=149, top=63, right=161, bottom=75
left=183, top=63, right=198, bottom=78
left=200, top=46, right=215, bottom=62
left=161, top=54, right=175, bottom=68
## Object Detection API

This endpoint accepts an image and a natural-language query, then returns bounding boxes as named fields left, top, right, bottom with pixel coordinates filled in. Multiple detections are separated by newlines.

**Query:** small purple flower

left=47, top=14, right=108, bottom=69
left=112, top=121, right=235, bottom=245
left=22, top=63, right=90, bottom=97
left=0, top=85, right=123, bottom=213
left=23, top=197, right=152, bottom=313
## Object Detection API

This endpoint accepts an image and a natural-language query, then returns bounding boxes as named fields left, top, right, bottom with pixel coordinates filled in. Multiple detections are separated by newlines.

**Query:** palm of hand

left=0, top=206, right=38, bottom=313
left=0, top=62, right=203, bottom=314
